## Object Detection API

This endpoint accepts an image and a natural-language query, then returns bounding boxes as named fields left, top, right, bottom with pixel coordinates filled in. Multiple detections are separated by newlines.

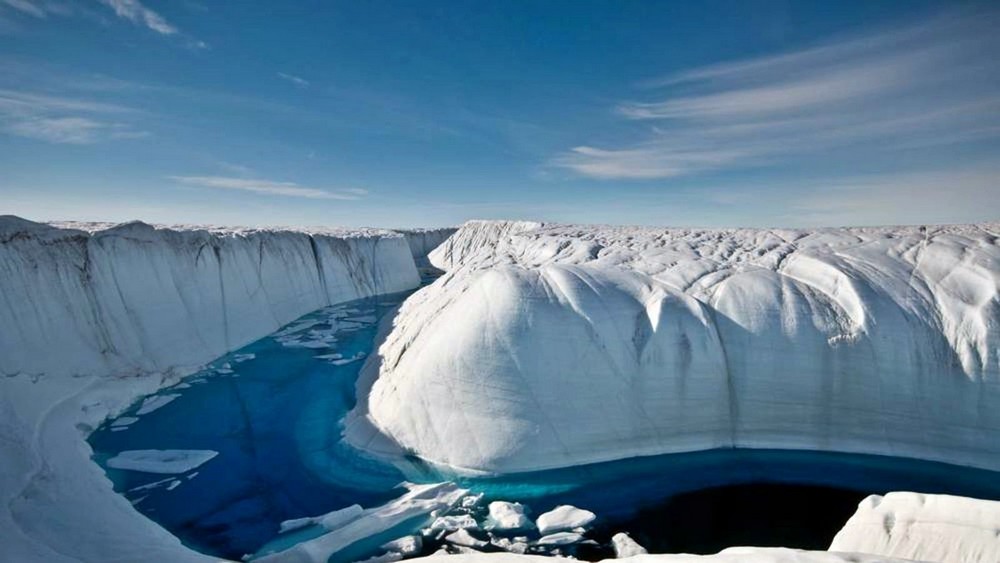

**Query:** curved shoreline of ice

left=0, top=216, right=428, bottom=563
left=352, top=220, right=1000, bottom=474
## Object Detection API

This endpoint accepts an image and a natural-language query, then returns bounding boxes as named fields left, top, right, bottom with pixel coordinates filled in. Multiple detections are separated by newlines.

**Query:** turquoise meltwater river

left=89, top=285, right=1000, bottom=561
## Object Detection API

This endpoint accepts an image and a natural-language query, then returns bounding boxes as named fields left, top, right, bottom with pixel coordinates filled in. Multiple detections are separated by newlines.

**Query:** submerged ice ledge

left=349, top=220, right=1000, bottom=475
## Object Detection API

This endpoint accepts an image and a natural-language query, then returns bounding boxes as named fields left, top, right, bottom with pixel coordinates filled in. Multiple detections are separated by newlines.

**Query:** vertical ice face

left=392, top=227, right=459, bottom=269
left=350, top=220, right=1000, bottom=474
left=0, top=216, right=421, bottom=378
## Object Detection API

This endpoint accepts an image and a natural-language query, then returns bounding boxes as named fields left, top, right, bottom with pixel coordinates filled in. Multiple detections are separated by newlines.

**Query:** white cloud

left=8, top=116, right=103, bottom=143
left=97, top=0, right=176, bottom=35
left=277, top=72, right=310, bottom=88
left=0, top=88, right=147, bottom=144
left=169, top=176, right=368, bottom=200
left=556, top=12, right=1000, bottom=180
left=0, top=0, right=73, bottom=18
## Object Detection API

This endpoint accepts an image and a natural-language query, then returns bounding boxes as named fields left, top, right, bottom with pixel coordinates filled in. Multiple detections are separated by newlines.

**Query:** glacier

left=4, top=214, right=1000, bottom=563
left=349, top=220, right=1000, bottom=474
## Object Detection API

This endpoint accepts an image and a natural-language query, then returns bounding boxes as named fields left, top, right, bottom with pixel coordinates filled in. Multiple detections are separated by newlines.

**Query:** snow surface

left=417, top=549, right=915, bottom=562
left=830, top=492, right=1000, bottom=563
left=350, top=219, right=1000, bottom=474
left=0, top=216, right=430, bottom=562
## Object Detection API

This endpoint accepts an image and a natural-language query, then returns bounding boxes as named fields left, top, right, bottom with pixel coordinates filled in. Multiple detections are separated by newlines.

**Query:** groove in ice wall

left=0, top=216, right=421, bottom=378
left=349, top=220, right=1000, bottom=474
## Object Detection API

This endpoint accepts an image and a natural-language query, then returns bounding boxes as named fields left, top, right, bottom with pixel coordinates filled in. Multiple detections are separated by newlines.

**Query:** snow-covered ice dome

left=349, top=220, right=1000, bottom=473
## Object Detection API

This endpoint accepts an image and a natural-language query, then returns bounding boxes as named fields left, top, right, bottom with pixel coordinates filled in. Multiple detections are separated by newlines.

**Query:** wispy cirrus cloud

left=555, top=11, right=1000, bottom=180
left=277, top=72, right=310, bottom=88
left=170, top=176, right=369, bottom=200
left=96, top=0, right=175, bottom=35
left=8, top=116, right=147, bottom=143
left=1, top=0, right=203, bottom=45
left=0, top=88, right=148, bottom=144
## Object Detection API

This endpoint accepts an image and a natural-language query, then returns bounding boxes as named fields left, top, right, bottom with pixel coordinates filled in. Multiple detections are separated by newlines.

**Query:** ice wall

left=0, top=215, right=429, bottom=563
left=393, top=227, right=458, bottom=270
left=350, top=220, right=1000, bottom=474
left=0, top=216, right=421, bottom=378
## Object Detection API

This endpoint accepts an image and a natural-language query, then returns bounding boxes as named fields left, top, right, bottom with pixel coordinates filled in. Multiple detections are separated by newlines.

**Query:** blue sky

left=1, top=0, right=998, bottom=228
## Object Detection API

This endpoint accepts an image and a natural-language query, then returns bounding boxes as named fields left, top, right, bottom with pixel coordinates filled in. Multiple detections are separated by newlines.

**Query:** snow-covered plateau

left=4, top=216, right=1000, bottom=563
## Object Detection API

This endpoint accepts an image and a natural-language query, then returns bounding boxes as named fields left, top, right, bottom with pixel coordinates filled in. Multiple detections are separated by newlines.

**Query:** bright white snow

left=349, top=219, right=1000, bottom=473
left=417, top=548, right=917, bottom=562
left=612, top=532, right=648, bottom=558
left=830, top=492, right=1000, bottom=563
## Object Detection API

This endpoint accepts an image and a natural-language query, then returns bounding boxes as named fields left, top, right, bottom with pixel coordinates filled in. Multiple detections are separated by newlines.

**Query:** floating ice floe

left=278, top=504, right=364, bottom=534
left=329, top=352, right=367, bottom=366
left=106, top=449, right=218, bottom=474
left=535, top=505, right=595, bottom=535
left=111, top=416, right=139, bottom=428
left=255, top=482, right=467, bottom=563
left=429, top=513, right=478, bottom=532
left=134, top=394, right=180, bottom=415
left=484, top=501, right=532, bottom=532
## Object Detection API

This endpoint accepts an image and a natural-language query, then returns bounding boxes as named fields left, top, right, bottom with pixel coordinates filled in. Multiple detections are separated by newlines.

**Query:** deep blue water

left=89, top=287, right=1000, bottom=561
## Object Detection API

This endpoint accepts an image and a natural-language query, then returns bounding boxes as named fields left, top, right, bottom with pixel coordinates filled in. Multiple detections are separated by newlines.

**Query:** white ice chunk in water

left=429, top=513, right=477, bottom=531
left=256, top=483, right=467, bottom=563
left=134, top=394, right=180, bottom=415
left=111, top=416, right=139, bottom=427
left=536, top=505, right=595, bottom=534
left=484, top=501, right=532, bottom=531
left=278, top=504, right=364, bottom=534
left=106, top=449, right=218, bottom=474
left=330, top=352, right=367, bottom=366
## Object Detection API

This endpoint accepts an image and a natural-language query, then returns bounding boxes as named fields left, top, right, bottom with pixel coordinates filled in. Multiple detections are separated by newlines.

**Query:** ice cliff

left=0, top=215, right=425, bottom=562
left=0, top=216, right=420, bottom=378
left=393, top=227, right=458, bottom=271
left=350, top=220, right=1000, bottom=474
